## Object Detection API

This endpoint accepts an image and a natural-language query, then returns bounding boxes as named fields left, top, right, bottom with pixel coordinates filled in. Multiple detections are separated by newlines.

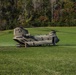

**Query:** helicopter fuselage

left=13, top=27, right=59, bottom=47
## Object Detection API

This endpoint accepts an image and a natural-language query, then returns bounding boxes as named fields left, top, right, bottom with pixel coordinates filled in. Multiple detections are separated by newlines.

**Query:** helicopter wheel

left=53, top=43, right=55, bottom=46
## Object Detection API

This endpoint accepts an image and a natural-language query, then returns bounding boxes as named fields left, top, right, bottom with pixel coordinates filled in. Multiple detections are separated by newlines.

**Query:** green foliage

left=0, top=0, right=24, bottom=30
left=0, top=0, right=76, bottom=30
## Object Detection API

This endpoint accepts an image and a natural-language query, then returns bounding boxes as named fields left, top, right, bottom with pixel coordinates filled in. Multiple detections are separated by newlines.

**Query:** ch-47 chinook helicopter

left=13, top=27, right=59, bottom=47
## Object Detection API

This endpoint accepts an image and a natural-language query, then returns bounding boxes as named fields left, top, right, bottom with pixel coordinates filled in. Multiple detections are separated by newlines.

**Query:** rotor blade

left=54, top=30, right=76, bottom=34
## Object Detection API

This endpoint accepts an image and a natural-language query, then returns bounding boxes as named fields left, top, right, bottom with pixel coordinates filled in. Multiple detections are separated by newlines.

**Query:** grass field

left=0, top=27, right=76, bottom=75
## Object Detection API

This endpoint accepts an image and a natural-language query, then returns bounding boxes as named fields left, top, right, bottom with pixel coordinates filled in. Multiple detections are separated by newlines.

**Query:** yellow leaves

left=17, top=0, right=23, bottom=9
left=38, top=16, right=48, bottom=22
left=64, top=1, right=74, bottom=9
left=26, top=16, right=33, bottom=23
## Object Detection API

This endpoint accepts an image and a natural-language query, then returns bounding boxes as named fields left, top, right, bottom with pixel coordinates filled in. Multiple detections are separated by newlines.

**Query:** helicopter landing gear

left=25, top=43, right=28, bottom=48
left=52, top=37, right=55, bottom=46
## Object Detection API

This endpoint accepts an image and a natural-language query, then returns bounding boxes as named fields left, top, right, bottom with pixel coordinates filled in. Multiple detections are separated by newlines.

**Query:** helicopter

left=13, top=27, right=59, bottom=47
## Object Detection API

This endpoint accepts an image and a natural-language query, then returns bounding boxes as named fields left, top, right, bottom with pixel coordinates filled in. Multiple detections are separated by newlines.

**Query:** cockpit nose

left=55, top=37, right=60, bottom=43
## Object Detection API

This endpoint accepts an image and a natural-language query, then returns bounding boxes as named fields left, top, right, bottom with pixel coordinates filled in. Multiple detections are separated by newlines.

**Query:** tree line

left=0, top=0, right=76, bottom=30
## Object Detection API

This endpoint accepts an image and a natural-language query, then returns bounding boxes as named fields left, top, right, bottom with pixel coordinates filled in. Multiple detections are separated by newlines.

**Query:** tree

left=0, top=0, right=25, bottom=30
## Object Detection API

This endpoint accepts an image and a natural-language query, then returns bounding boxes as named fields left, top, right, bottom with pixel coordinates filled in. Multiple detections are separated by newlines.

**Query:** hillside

left=0, top=27, right=76, bottom=75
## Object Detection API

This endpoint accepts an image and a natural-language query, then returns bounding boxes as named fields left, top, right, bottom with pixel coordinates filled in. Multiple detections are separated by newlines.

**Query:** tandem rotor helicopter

left=13, top=27, right=59, bottom=47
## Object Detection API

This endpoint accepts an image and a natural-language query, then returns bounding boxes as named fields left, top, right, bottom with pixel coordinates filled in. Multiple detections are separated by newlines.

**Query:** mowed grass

left=0, top=27, right=76, bottom=75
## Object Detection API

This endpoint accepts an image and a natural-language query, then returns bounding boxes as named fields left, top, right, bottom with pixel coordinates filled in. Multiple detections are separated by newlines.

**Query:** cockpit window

left=16, top=29, right=22, bottom=33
